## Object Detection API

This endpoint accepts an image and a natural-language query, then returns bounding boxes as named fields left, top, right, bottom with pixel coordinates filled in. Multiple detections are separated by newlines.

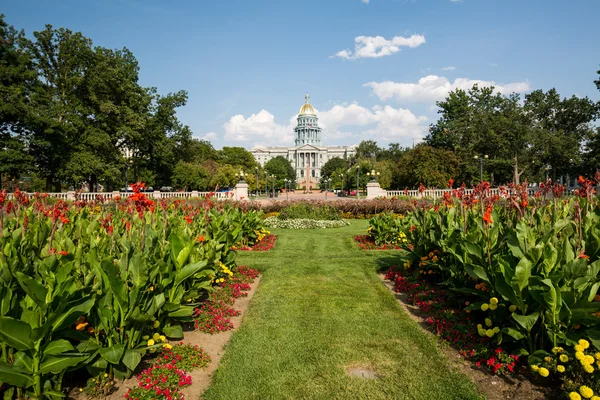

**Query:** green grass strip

left=203, top=220, right=482, bottom=400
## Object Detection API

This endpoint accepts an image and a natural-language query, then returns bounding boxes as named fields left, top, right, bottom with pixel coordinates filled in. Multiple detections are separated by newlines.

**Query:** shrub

left=263, top=217, right=348, bottom=229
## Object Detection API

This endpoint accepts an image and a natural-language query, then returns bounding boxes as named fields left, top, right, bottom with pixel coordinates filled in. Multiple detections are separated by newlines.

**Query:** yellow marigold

left=579, top=339, right=590, bottom=349
left=531, top=365, right=539, bottom=372
left=489, top=303, right=498, bottom=311
left=595, top=352, right=600, bottom=361
left=493, top=327, right=500, bottom=334
left=560, top=354, right=569, bottom=363
left=481, top=303, right=489, bottom=311
left=538, top=367, right=549, bottom=377
left=584, top=364, right=595, bottom=374
left=591, top=397, right=600, bottom=400
left=557, top=365, right=565, bottom=373
left=544, top=356, right=552, bottom=363
left=163, top=343, right=172, bottom=350
left=147, top=339, right=155, bottom=346
left=485, top=318, right=493, bottom=327
left=485, top=329, right=494, bottom=338
left=552, top=347, right=564, bottom=354
left=585, top=355, right=595, bottom=365
left=580, top=385, right=594, bottom=399
left=152, top=333, right=160, bottom=341
left=575, top=344, right=585, bottom=352
left=478, top=328, right=485, bottom=337
left=490, top=297, right=499, bottom=305
left=569, top=392, right=582, bottom=400
left=576, top=351, right=585, bottom=360
left=159, top=335, right=166, bottom=342
left=509, top=305, right=517, bottom=312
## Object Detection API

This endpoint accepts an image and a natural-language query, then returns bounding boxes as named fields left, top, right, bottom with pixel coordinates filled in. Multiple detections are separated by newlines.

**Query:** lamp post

left=124, top=148, right=134, bottom=193
left=270, top=175, right=275, bottom=198
left=284, top=178, right=289, bottom=200
left=474, top=155, right=489, bottom=182
left=366, top=170, right=380, bottom=182
left=355, top=166, right=360, bottom=198
left=255, top=166, right=259, bottom=197
left=237, top=170, right=246, bottom=182
left=325, top=178, right=332, bottom=198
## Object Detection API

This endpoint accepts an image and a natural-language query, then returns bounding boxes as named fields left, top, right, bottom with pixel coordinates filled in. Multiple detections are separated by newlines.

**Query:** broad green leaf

left=12, top=352, right=33, bottom=372
left=15, top=272, right=47, bottom=310
left=0, top=316, right=33, bottom=350
left=0, top=361, right=33, bottom=388
left=99, top=344, right=125, bottom=365
left=39, top=355, right=89, bottom=374
left=43, top=339, right=75, bottom=358
left=511, top=311, right=540, bottom=332
left=122, top=349, right=142, bottom=372
left=162, top=325, right=183, bottom=339
left=512, top=257, right=532, bottom=292
left=174, top=261, right=208, bottom=288
left=464, top=263, right=488, bottom=283
left=502, top=327, right=525, bottom=341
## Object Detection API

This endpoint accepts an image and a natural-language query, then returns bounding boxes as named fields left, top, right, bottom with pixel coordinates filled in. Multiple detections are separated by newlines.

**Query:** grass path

left=203, top=220, right=481, bottom=400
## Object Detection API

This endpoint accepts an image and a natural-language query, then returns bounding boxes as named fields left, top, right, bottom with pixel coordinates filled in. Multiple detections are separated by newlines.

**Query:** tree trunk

left=45, top=176, right=53, bottom=192
left=513, top=154, right=525, bottom=185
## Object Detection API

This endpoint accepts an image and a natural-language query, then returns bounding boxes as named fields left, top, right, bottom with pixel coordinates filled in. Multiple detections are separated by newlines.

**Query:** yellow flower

left=557, top=365, right=565, bottom=373
left=576, top=351, right=585, bottom=360
left=544, top=356, right=552, bottom=363
left=485, top=318, right=492, bottom=327
left=493, top=327, right=500, bottom=334
left=147, top=339, right=155, bottom=346
left=584, top=364, right=594, bottom=373
left=552, top=347, right=564, bottom=354
left=579, top=339, right=590, bottom=349
left=575, top=344, right=585, bottom=352
left=531, top=365, right=539, bottom=372
left=538, top=367, right=549, bottom=377
left=152, top=333, right=161, bottom=342
left=485, top=329, right=494, bottom=338
left=159, top=335, right=166, bottom=342
left=569, top=392, right=581, bottom=400
left=104, top=373, right=108, bottom=378
left=591, top=397, right=600, bottom=400
left=580, top=385, right=594, bottom=399
left=489, top=303, right=498, bottom=311
left=153, top=320, right=160, bottom=329
left=490, top=297, right=498, bottom=305
left=595, top=352, right=600, bottom=361
left=584, top=355, right=595, bottom=365
left=163, top=343, right=172, bottom=350
left=481, top=303, right=489, bottom=311
left=560, top=354, right=569, bottom=363
left=509, top=305, right=517, bottom=312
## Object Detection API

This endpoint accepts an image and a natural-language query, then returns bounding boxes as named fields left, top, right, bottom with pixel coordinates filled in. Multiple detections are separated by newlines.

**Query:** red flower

left=483, top=206, right=493, bottom=225
left=578, top=250, right=590, bottom=260
left=448, top=179, right=454, bottom=188
left=58, top=251, right=68, bottom=256
left=578, top=175, right=585, bottom=184
left=197, top=235, right=206, bottom=242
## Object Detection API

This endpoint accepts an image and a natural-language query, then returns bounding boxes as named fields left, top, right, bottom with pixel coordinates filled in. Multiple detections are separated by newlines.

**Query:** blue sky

left=4, top=0, right=599, bottom=149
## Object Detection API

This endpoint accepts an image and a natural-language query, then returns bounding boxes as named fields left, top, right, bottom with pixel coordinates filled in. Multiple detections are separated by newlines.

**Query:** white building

left=250, top=93, right=357, bottom=188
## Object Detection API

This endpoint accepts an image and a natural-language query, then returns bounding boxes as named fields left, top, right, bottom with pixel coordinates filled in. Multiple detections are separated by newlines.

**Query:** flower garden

left=367, top=178, right=600, bottom=399
left=0, top=184, right=265, bottom=399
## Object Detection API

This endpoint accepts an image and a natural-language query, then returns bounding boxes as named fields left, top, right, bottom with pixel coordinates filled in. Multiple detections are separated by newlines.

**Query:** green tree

left=172, top=162, right=209, bottom=190
left=319, top=157, right=348, bottom=182
left=396, top=145, right=460, bottom=188
left=179, top=139, right=218, bottom=164
left=218, top=147, right=257, bottom=171
left=595, top=65, right=600, bottom=91
left=210, top=163, right=238, bottom=188
left=264, top=156, right=295, bottom=188
left=355, top=140, right=381, bottom=160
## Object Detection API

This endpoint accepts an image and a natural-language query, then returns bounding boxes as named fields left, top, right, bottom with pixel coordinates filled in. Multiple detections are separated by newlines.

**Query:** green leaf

left=0, top=316, right=33, bottom=350
left=12, top=351, right=33, bottom=372
left=122, top=349, right=142, bottom=372
left=0, top=361, right=33, bottom=388
left=129, top=253, right=147, bottom=287
left=39, top=355, right=89, bottom=374
left=174, top=261, right=208, bottom=288
left=464, top=263, right=488, bottom=283
left=512, top=311, right=540, bottom=332
left=99, top=344, right=125, bottom=365
left=86, top=356, right=108, bottom=376
left=167, top=306, right=195, bottom=318
left=512, top=257, right=532, bottom=292
left=15, top=272, right=47, bottom=309
left=162, top=325, right=183, bottom=339
left=502, top=327, right=525, bottom=341
left=464, top=243, right=482, bottom=260
left=43, top=339, right=75, bottom=358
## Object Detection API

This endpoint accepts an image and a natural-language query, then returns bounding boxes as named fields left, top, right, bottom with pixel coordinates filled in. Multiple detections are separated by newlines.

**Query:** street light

left=255, top=166, right=259, bottom=197
left=366, top=170, right=380, bottom=182
left=474, top=155, right=488, bottom=182
left=355, top=165, right=360, bottom=198
left=325, top=178, right=332, bottom=198
left=237, top=170, right=246, bottom=182
left=124, top=148, right=134, bottom=193
left=284, top=178, right=289, bottom=200
left=339, top=173, right=345, bottom=196
left=270, top=175, right=275, bottom=198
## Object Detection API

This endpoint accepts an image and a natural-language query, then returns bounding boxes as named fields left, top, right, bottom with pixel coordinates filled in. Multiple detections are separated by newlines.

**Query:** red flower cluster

left=154, top=343, right=211, bottom=372
left=193, top=300, right=240, bottom=334
left=232, top=234, right=277, bottom=252
left=354, top=235, right=403, bottom=250
left=125, top=363, right=192, bottom=400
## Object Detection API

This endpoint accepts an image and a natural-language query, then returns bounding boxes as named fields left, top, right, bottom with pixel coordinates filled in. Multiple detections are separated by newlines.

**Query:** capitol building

left=250, top=93, right=357, bottom=189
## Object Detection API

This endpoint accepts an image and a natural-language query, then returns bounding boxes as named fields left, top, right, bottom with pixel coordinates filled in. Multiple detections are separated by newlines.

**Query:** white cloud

left=361, top=0, right=369, bottom=3
left=364, top=75, right=531, bottom=103
left=450, top=0, right=463, bottom=3
left=441, top=66, right=456, bottom=71
left=200, top=132, right=217, bottom=140
left=333, top=34, right=425, bottom=60
left=319, top=103, right=428, bottom=142
left=223, top=110, right=294, bottom=144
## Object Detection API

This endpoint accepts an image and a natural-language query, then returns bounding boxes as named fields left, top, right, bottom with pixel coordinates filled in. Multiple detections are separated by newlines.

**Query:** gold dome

left=299, top=92, right=316, bottom=115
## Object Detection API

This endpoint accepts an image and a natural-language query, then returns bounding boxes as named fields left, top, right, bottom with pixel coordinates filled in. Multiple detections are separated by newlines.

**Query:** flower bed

left=354, top=235, right=403, bottom=250
left=232, top=233, right=276, bottom=251
left=263, top=216, right=348, bottom=229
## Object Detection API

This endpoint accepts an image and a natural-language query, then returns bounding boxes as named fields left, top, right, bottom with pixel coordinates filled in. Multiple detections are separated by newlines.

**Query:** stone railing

left=385, top=187, right=540, bottom=199
left=6, top=187, right=245, bottom=201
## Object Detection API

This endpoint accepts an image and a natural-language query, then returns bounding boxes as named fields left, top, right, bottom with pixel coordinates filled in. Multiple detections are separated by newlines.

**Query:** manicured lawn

left=203, top=220, right=481, bottom=400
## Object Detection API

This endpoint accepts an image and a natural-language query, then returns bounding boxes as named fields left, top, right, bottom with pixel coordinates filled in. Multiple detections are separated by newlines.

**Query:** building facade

left=250, top=93, right=356, bottom=188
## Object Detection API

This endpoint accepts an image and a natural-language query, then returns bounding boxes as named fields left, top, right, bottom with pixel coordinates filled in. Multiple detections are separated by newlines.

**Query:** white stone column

left=234, top=181, right=249, bottom=201
left=366, top=181, right=386, bottom=200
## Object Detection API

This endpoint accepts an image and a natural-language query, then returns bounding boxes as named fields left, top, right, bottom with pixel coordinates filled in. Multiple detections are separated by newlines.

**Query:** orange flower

left=448, top=179, right=454, bottom=188
left=483, top=206, right=493, bottom=225
left=76, top=322, right=89, bottom=331
left=58, top=251, right=68, bottom=256
left=197, top=235, right=206, bottom=243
